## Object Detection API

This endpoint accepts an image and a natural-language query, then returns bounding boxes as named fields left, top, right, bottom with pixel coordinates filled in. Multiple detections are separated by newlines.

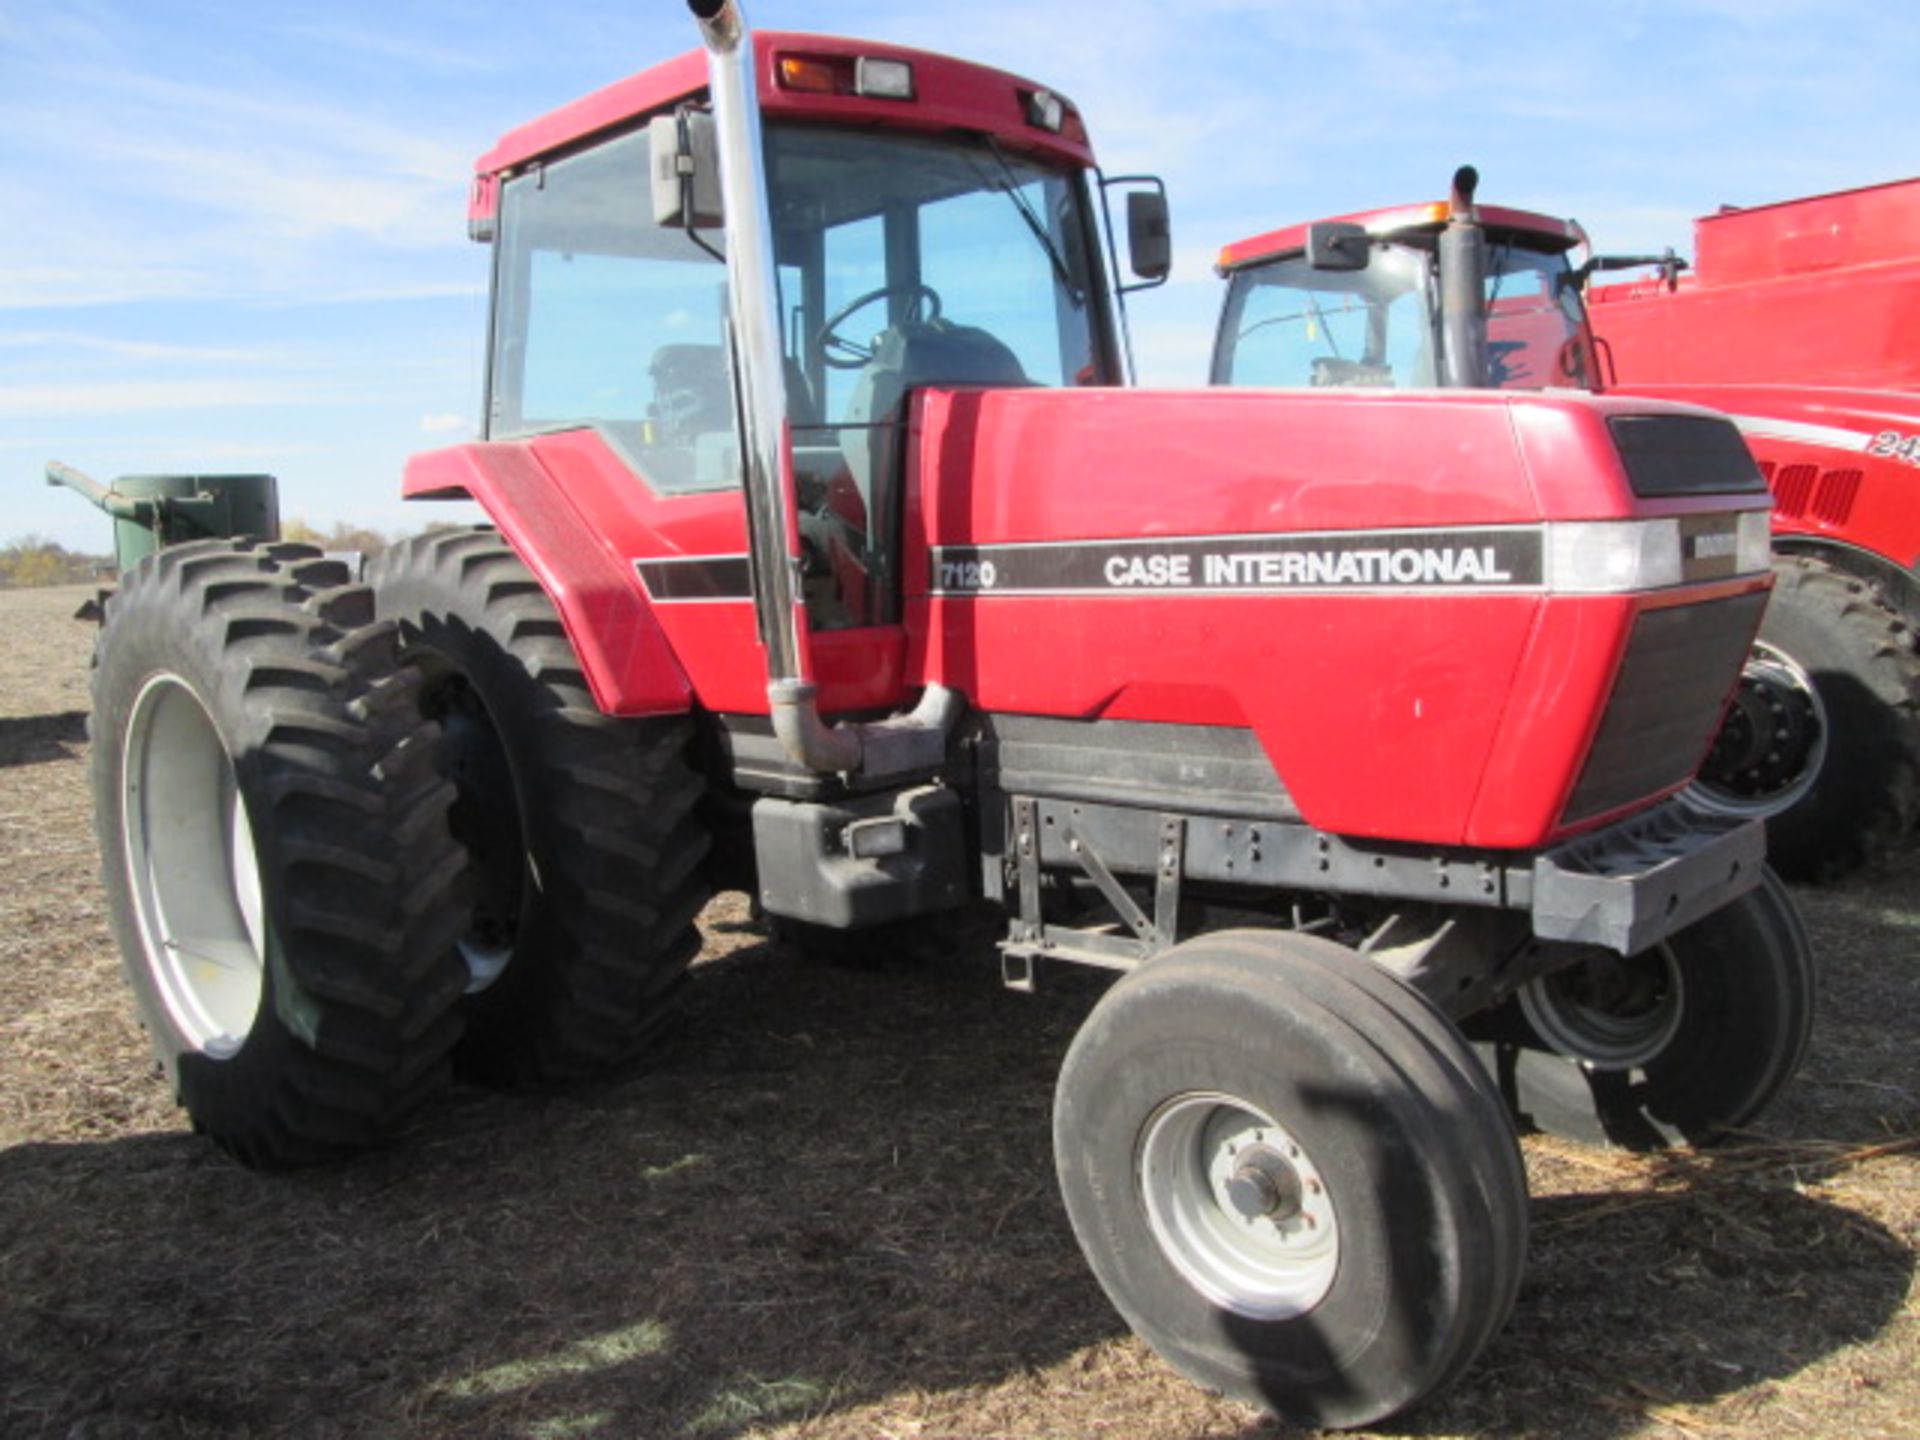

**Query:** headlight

left=1545, top=511, right=1771, bottom=593
left=1736, top=508, right=1773, bottom=574
left=1547, top=520, right=1683, bottom=593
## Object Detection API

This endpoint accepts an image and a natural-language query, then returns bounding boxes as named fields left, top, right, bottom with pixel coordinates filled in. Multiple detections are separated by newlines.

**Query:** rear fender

left=1772, top=535, right=1920, bottom=625
left=403, top=442, right=692, bottom=716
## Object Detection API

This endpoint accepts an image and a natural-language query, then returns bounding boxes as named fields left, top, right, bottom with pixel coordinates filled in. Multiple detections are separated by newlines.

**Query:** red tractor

left=1213, top=171, right=1920, bottom=880
left=81, top=6, right=1807, bottom=1427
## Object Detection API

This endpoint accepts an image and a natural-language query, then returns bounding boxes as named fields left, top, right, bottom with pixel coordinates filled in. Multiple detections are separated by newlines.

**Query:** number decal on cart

left=1867, top=430, right=1920, bottom=466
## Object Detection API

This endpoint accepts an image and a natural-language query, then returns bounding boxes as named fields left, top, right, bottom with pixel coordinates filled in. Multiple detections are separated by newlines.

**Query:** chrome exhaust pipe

left=689, top=0, right=957, bottom=777
left=687, top=0, right=860, bottom=771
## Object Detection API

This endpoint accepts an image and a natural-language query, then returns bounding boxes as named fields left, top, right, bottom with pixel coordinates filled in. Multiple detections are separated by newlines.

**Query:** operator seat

left=842, top=318, right=1029, bottom=504
left=648, top=343, right=733, bottom=441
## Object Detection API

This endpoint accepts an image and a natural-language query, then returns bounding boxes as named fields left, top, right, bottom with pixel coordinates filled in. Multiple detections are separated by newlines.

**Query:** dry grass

left=1, top=583, right=1915, bottom=1440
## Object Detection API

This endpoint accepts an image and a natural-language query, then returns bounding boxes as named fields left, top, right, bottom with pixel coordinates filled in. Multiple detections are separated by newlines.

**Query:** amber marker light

left=777, top=54, right=846, bottom=93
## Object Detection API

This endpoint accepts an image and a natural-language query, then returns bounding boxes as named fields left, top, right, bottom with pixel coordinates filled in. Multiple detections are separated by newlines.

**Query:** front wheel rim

left=121, top=673, right=267, bottom=1056
left=1137, top=1092, right=1340, bottom=1319
left=1518, top=946, right=1684, bottom=1071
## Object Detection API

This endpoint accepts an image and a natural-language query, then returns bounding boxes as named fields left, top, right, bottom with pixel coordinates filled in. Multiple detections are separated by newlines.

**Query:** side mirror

left=649, top=109, right=723, bottom=228
left=1126, top=189, right=1172, bottom=283
left=1101, top=175, right=1171, bottom=293
left=1307, top=221, right=1370, bottom=272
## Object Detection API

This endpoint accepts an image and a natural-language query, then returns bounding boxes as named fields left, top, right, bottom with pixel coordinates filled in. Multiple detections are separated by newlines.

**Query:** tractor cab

left=1212, top=183, right=1599, bottom=392
left=474, top=36, right=1160, bottom=635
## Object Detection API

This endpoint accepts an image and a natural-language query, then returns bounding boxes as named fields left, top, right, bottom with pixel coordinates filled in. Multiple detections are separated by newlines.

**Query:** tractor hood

left=905, top=385, right=1773, bottom=848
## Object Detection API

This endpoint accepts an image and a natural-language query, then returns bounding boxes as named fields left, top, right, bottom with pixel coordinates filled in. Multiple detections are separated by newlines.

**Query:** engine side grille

left=1812, top=467, right=1862, bottom=526
left=1769, top=461, right=1816, bottom=517
left=1561, top=591, right=1768, bottom=827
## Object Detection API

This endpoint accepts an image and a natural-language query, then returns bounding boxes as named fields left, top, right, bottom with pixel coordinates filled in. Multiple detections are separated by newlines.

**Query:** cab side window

left=489, top=124, right=739, bottom=493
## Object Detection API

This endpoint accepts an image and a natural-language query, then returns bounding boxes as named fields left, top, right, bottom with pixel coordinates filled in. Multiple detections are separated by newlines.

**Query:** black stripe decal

left=930, top=527, right=1544, bottom=596
left=634, top=554, right=753, bottom=602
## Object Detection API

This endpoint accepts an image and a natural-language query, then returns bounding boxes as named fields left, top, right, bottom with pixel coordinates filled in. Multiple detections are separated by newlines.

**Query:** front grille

left=1561, top=591, right=1768, bottom=826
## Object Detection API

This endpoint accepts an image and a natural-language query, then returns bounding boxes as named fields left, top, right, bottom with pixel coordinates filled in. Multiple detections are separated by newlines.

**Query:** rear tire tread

left=369, top=527, right=712, bottom=1084
left=92, top=539, right=468, bottom=1167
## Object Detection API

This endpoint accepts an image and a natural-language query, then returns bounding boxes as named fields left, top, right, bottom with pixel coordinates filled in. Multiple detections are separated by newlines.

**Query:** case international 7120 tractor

left=1212, top=170, right=1920, bottom=882
left=82, top=6, right=1811, bottom=1427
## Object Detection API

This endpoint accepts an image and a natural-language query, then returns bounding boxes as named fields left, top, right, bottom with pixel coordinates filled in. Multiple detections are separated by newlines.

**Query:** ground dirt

left=1, top=582, right=1915, bottom=1440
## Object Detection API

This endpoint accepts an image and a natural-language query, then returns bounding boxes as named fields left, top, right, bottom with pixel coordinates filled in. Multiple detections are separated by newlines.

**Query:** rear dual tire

left=91, top=541, right=468, bottom=1167
left=1054, top=930, right=1527, bottom=1429
left=369, top=529, right=711, bottom=1083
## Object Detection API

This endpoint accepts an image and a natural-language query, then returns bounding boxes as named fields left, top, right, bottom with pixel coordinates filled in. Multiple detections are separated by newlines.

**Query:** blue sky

left=5, top=0, right=1915, bottom=552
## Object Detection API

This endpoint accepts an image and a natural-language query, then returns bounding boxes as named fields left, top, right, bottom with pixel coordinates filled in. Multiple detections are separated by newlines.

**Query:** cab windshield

left=1212, top=234, right=1594, bottom=391
left=486, top=117, right=1110, bottom=490
left=485, top=112, right=1112, bottom=629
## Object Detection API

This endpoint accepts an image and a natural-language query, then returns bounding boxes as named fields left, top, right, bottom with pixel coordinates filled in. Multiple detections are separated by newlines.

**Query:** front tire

left=91, top=541, right=468, bottom=1167
left=1054, top=930, right=1527, bottom=1429
left=369, top=529, right=711, bottom=1083
left=1473, top=869, right=1814, bottom=1149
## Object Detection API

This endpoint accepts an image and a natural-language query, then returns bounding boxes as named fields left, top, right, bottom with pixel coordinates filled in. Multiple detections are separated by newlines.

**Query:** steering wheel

left=818, top=283, right=943, bottom=369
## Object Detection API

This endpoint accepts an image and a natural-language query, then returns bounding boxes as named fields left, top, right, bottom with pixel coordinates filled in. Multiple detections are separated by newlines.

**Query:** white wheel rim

left=122, top=673, right=267, bottom=1056
left=1138, top=1092, right=1339, bottom=1319
left=1518, top=945, right=1684, bottom=1071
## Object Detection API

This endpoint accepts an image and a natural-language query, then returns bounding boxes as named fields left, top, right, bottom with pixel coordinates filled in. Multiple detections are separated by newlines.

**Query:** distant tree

left=280, top=517, right=393, bottom=556
left=0, top=534, right=109, bottom=588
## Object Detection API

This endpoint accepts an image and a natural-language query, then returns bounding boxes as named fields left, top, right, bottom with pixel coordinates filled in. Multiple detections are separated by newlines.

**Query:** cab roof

left=1218, top=202, right=1587, bottom=274
left=467, top=31, right=1096, bottom=230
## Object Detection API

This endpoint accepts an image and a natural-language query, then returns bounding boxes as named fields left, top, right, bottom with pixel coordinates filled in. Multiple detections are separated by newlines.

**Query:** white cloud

left=0, top=378, right=357, bottom=420
left=0, top=332, right=282, bottom=364
left=418, top=412, right=470, bottom=435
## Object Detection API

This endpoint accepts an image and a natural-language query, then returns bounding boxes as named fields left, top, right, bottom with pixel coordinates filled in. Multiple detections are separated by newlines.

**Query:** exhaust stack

left=1439, top=164, right=1490, bottom=388
left=685, top=1, right=807, bottom=678
left=687, top=0, right=955, bottom=776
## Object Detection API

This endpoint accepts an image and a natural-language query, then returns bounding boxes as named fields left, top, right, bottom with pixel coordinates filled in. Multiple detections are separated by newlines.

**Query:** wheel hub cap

left=1138, top=1093, right=1339, bottom=1319
left=1224, top=1144, right=1304, bottom=1221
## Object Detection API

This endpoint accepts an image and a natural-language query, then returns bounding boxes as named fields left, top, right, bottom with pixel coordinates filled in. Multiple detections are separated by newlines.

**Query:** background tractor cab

left=1213, top=168, right=1601, bottom=394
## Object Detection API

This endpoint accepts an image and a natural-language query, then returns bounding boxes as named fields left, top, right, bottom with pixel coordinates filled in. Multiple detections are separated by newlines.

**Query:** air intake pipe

left=1438, top=164, right=1490, bottom=388
left=687, top=0, right=957, bottom=776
